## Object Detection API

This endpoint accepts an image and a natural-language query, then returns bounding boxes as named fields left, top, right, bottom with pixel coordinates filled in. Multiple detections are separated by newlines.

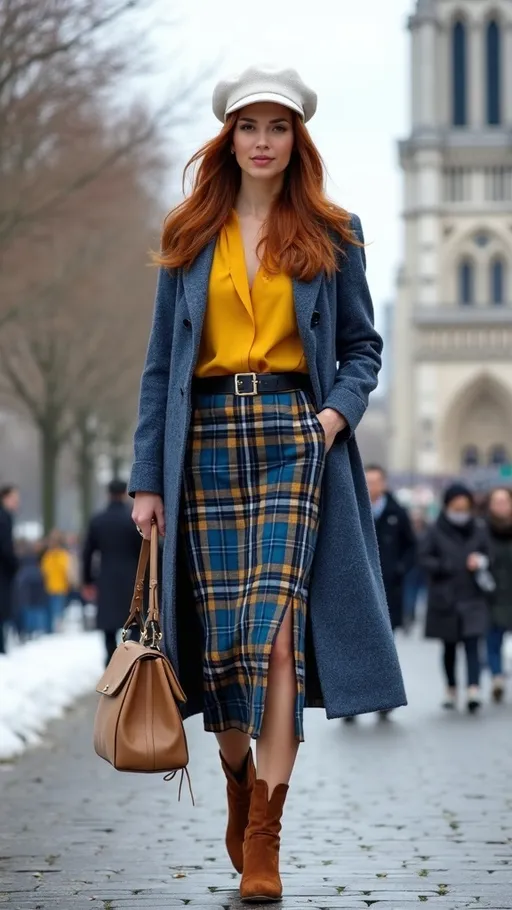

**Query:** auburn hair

left=153, top=113, right=358, bottom=281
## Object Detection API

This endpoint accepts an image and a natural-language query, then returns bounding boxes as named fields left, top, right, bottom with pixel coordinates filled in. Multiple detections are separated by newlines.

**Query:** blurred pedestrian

left=13, top=539, right=47, bottom=639
left=0, top=485, right=20, bottom=653
left=365, top=465, right=416, bottom=632
left=40, top=530, right=71, bottom=633
left=485, top=487, right=512, bottom=703
left=129, top=64, right=405, bottom=903
left=420, top=483, right=491, bottom=713
left=82, top=479, right=141, bottom=666
left=403, top=510, right=429, bottom=630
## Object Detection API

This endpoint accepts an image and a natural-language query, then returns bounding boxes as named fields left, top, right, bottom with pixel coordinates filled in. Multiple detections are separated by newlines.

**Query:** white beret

left=212, top=65, right=317, bottom=124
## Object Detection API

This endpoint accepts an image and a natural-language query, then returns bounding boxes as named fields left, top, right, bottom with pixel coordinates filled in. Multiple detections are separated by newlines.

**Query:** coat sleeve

left=129, top=268, right=177, bottom=497
left=322, top=214, right=383, bottom=439
left=418, top=526, right=454, bottom=578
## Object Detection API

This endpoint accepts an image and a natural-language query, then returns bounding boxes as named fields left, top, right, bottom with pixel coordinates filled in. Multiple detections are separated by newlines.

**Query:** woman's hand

left=316, top=408, right=348, bottom=453
left=132, top=493, right=165, bottom=539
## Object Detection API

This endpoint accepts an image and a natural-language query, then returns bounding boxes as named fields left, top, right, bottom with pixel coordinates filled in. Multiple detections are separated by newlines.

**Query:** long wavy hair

left=153, top=113, right=358, bottom=281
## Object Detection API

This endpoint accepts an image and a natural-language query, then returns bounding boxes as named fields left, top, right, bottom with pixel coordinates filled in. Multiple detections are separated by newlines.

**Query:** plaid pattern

left=181, top=389, right=325, bottom=741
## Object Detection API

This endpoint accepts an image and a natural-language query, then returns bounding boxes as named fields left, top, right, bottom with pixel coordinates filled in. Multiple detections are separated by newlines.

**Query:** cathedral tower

left=389, top=0, right=512, bottom=475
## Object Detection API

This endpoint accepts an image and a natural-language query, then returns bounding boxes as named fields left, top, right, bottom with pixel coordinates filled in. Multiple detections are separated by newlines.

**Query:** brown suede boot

left=220, top=750, right=256, bottom=874
left=240, top=778, right=289, bottom=903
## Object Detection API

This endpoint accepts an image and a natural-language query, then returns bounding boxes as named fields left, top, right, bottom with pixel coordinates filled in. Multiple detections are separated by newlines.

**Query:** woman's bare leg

left=216, top=729, right=252, bottom=773
left=256, top=606, right=299, bottom=796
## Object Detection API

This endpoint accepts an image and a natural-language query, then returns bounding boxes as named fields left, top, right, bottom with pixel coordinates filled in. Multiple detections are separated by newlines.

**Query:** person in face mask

left=419, top=483, right=491, bottom=713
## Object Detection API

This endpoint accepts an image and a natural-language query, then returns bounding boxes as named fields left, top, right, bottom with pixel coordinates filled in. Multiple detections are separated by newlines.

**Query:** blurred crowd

left=365, top=466, right=512, bottom=715
left=1, top=471, right=511, bottom=712
left=0, top=480, right=141, bottom=664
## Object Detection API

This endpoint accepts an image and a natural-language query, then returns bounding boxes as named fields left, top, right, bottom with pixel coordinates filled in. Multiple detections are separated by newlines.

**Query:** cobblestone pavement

left=1, top=631, right=512, bottom=910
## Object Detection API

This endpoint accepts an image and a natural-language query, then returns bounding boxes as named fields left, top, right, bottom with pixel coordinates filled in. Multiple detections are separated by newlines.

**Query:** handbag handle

left=122, top=523, right=162, bottom=648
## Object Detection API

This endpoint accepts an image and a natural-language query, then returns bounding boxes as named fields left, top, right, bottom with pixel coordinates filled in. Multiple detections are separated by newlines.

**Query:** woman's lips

left=251, top=157, right=273, bottom=166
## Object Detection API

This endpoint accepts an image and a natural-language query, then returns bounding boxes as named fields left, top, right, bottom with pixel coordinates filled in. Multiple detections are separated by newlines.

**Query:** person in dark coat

left=0, top=485, right=20, bottom=653
left=365, top=465, right=416, bottom=631
left=13, top=540, right=48, bottom=639
left=82, top=479, right=142, bottom=665
left=485, top=487, right=512, bottom=703
left=420, top=483, right=491, bottom=714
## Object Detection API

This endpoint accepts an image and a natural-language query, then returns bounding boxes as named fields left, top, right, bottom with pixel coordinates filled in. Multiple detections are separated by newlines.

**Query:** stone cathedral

left=388, top=0, right=512, bottom=477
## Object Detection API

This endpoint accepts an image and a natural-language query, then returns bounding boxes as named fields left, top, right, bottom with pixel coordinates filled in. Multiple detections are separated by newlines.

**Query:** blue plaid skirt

left=181, top=389, right=325, bottom=741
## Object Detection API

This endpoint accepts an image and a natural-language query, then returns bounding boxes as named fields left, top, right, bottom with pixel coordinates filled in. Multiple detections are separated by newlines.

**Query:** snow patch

left=0, top=632, right=104, bottom=760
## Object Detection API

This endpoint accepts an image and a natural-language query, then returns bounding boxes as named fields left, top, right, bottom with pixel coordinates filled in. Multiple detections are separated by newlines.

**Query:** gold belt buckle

left=234, top=372, right=258, bottom=396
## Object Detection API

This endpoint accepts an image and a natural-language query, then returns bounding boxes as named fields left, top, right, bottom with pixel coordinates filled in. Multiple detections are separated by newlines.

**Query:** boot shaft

left=245, top=779, right=289, bottom=838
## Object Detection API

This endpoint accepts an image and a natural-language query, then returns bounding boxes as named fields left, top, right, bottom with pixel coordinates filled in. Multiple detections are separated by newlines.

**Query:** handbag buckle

left=142, top=621, right=163, bottom=650
left=235, top=372, right=258, bottom=396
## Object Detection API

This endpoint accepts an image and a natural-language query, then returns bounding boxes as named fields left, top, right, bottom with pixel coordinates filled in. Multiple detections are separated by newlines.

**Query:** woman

left=420, top=483, right=490, bottom=714
left=130, top=65, right=406, bottom=903
left=486, top=487, right=512, bottom=703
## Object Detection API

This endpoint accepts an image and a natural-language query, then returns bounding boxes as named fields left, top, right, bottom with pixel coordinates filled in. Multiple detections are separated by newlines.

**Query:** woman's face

left=232, top=102, right=294, bottom=182
left=489, top=489, right=512, bottom=520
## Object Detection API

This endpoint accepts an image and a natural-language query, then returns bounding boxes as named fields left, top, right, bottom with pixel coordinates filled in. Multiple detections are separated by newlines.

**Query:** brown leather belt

left=192, top=371, right=312, bottom=398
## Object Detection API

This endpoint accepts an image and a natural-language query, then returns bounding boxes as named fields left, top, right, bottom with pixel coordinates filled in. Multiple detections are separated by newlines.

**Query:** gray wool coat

left=129, top=214, right=407, bottom=721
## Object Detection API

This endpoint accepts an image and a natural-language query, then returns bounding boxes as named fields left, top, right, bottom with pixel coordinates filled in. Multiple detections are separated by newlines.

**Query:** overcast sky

left=142, top=0, right=415, bottom=327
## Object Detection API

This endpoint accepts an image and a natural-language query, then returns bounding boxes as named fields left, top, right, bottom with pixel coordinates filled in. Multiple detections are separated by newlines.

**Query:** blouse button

left=183, top=318, right=191, bottom=329
left=311, top=311, right=321, bottom=327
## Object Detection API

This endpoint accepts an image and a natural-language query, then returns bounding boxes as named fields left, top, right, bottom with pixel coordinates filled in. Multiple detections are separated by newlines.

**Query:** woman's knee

left=270, top=634, right=294, bottom=670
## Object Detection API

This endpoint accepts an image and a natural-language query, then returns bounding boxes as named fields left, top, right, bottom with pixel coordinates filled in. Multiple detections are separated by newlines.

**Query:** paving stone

left=1, top=634, right=512, bottom=908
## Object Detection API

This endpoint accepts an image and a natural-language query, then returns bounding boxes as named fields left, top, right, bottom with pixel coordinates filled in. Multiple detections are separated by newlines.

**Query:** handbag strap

left=122, top=523, right=162, bottom=647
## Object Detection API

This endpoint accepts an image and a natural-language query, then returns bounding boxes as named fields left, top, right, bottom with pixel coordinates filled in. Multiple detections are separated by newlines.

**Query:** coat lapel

left=182, top=240, right=216, bottom=339
left=293, top=273, right=323, bottom=405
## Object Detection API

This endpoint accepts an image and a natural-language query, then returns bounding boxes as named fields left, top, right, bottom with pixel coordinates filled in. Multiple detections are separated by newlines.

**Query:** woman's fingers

left=132, top=495, right=165, bottom=539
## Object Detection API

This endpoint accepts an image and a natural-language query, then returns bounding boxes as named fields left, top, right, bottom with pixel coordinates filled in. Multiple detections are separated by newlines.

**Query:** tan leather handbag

left=93, top=523, right=190, bottom=787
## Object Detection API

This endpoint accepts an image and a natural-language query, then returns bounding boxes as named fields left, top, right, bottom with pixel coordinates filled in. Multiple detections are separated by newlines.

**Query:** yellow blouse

left=195, top=211, right=307, bottom=377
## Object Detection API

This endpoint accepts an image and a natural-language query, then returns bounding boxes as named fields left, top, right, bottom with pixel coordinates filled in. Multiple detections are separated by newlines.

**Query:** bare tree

left=0, top=0, right=214, bottom=528
left=0, top=112, right=162, bottom=531
left=0, top=0, right=208, bottom=259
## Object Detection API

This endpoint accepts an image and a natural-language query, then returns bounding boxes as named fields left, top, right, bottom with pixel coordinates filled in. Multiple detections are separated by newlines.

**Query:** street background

left=1, top=632, right=512, bottom=909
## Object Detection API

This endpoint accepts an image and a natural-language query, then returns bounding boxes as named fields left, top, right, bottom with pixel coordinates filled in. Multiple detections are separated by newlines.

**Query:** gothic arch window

left=452, top=19, right=467, bottom=126
left=461, top=445, right=479, bottom=468
left=490, top=258, right=506, bottom=305
left=486, top=20, right=501, bottom=125
left=458, top=258, right=475, bottom=305
left=489, top=444, right=509, bottom=466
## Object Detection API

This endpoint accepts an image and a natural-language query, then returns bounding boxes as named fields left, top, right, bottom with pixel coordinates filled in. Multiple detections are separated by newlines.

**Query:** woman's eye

left=240, top=124, right=253, bottom=131
left=274, top=125, right=286, bottom=132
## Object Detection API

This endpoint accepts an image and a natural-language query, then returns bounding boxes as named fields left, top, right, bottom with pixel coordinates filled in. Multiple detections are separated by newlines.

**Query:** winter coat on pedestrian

left=373, top=493, right=416, bottom=629
left=14, top=554, right=47, bottom=609
left=128, top=215, right=407, bottom=721
left=488, top=518, right=512, bottom=630
left=0, top=505, right=18, bottom=623
left=13, top=553, right=48, bottom=635
left=420, top=513, right=491, bottom=643
left=82, top=501, right=142, bottom=632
